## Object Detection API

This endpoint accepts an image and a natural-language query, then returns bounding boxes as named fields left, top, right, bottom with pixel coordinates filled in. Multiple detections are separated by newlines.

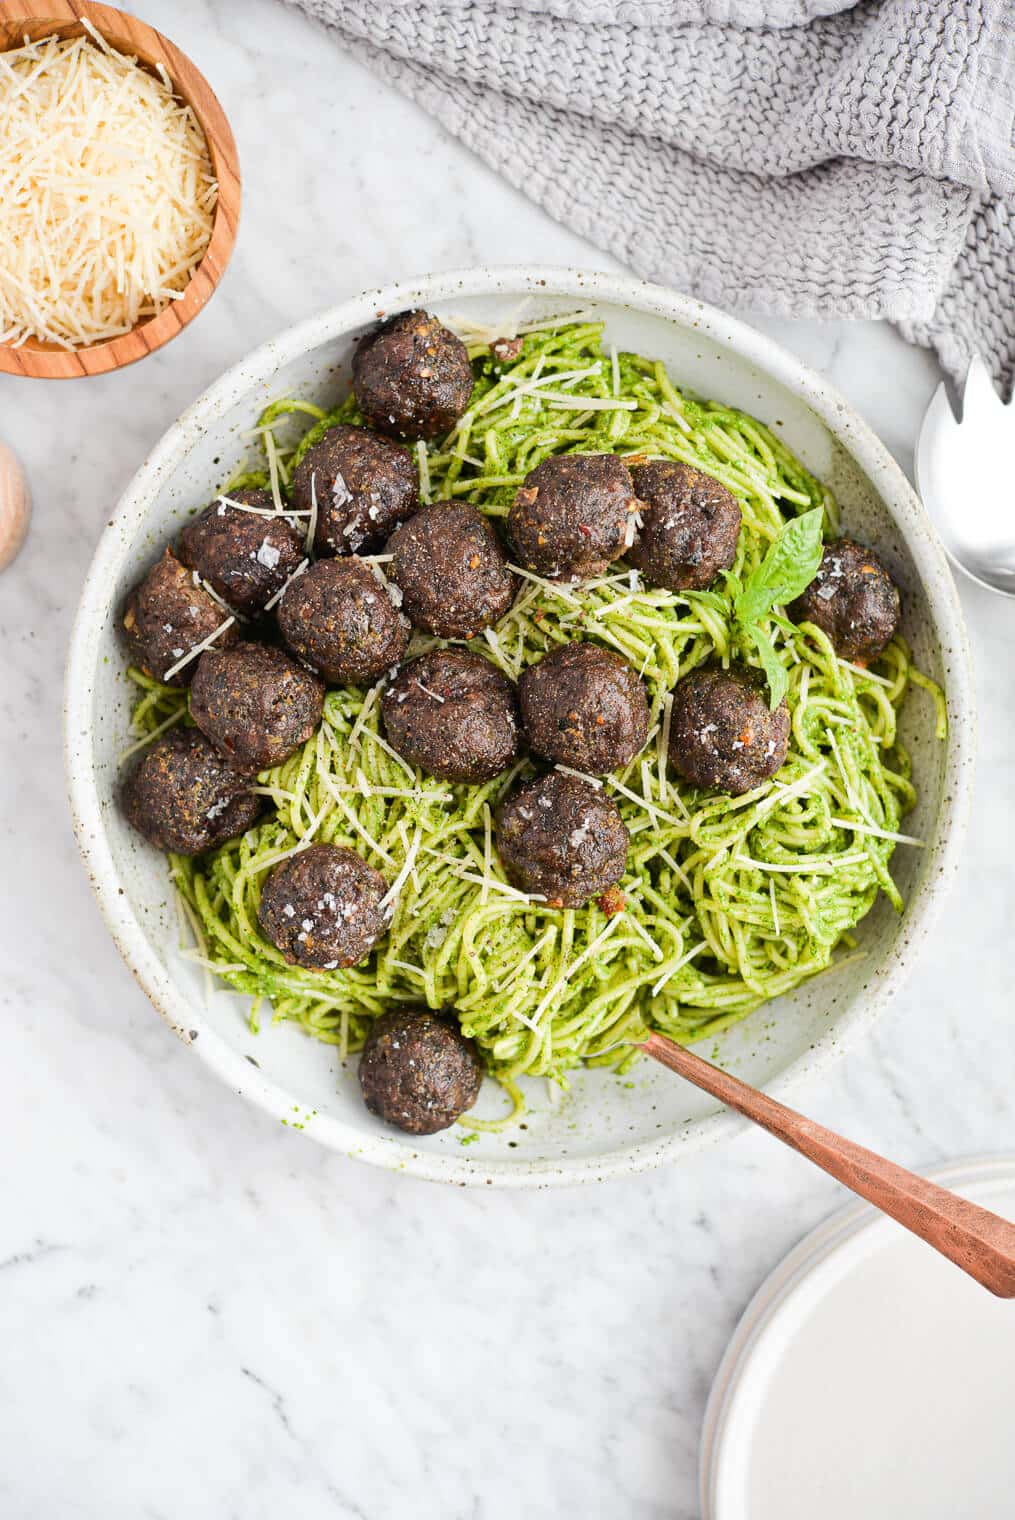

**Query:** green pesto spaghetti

left=127, top=315, right=946, bottom=1106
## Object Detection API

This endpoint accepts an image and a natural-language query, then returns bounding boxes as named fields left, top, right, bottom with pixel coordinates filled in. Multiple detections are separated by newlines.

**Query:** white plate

left=701, top=1156, right=1015, bottom=1518
left=64, top=267, right=974, bottom=1185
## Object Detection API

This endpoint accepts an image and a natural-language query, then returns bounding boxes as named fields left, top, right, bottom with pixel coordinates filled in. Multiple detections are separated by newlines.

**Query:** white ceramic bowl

left=64, top=268, right=975, bottom=1187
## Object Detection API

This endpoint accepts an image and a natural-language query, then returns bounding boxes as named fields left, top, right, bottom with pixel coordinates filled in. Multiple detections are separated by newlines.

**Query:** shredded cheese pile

left=0, top=25, right=217, bottom=349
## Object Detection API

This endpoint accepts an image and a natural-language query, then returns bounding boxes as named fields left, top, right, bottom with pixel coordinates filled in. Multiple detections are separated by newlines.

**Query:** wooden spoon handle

left=643, top=1031, right=1015, bottom=1297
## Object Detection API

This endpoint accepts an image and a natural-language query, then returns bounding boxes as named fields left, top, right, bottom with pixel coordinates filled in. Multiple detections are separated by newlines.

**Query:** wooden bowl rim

left=0, top=0, right=240, bottom=379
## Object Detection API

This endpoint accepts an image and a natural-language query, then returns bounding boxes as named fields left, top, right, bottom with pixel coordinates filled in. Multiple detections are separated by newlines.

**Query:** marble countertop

left=2, top=3, right=1013, bottom=1516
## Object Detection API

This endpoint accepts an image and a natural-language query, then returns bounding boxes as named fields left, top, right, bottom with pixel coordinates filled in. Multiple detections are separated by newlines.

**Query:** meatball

left=507, top=453, right=644, bottom=580
left=122, top=548, right=238, bottom=686
left=176, top=489, right=305, bottom=616
left=668, top=663, right=790, bottom=797
left=258, top=843, right=388, bottom=970
left=387, top=501, right=515, bottom=638
left=353, top=309, right=474, bottom=441
left=628, top=461, right=741, bottom=591
left=520, top=643, right=649, bottom=775
left=276, top=557, right=408, bottom=686
left=121, top=727, right=261, bottom=856
left=190, top=643, right=324, bottom=775
left=496, top=771, right=629, bottom=908
left=382, top=649, right=519, bottom=783
left=290, top=425, right=419, bottom=556
left=358, top=1009, right=483, bottom=1135
left=789, top=538, right=900, bottom=663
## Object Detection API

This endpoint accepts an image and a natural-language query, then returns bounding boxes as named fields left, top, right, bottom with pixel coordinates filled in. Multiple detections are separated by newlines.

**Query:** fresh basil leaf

left=734, top=507, right=824, bottom=626
left=735, top=581, right=770, bottom=627
left=768, top=611, right=797, bottom=635
left=719, top=568, right=743, bottom=602
left=683, top=589, right=727, bottom=613
left=747, top=624, right=789, bottom=711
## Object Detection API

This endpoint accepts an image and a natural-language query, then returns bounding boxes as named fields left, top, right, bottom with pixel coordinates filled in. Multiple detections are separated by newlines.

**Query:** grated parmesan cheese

left=264, top=430, right=285, bottom=514
left=626, top=913, right=664, bottom=962
left=0, top=28, right=217, bottom=349
left=215, top=494, right=310, bottom=520
left=658, top=692, right=674, bottom=798
left=554, top=763, right=602, bottom=789
left=543, top=394, right=637, bottom=412
left=661, top=400, right=693, bottom=436
left=474, top=364, right=600, bottom=419
left=825, top=816, right=925, bottom=847
left=161, top=614, right=235, bottom=682
left=262, top=557, right=309, bottom=612
left=530, top=917, right=622, bottom=1026
left=317, top=774, right=396, bottom=866
left=651, top=940, right=708, bottom=998
left=306, top=472, right=319, bottom=555
left=415, top=441, right=431, bottom=504
left=378, top=828, right=423, bottom=913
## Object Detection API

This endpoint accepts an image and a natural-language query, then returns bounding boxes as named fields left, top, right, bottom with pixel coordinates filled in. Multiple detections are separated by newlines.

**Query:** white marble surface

left=1, top=3, right=1013, bottom=1516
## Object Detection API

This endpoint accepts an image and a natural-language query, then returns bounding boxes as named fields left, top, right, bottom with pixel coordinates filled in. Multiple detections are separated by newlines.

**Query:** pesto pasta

left=126, top=316, right=945, bottom=1106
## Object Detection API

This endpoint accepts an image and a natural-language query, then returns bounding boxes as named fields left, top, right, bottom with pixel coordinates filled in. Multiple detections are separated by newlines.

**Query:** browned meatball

left=496, top=771, right=629, bottom=908
left=387, top=501, right=515, bottom=638
left=176, top=489, right=305, bottom=616
left=789, top=538, right=901, bottom=663
left=382, top=649, right=519, bottom=783
left=276, top=558, right=408, bottom=686
left=520, top=643, right=649, bottom=775
left=353, top=309, right=474, bottom=441
left=190, top=643, right=324, bottom=775
left=358, top=1009, right=483, bottom=1135
left=507, top=453, right=644, bottom=580
left=121, top=727, right=261, bottom=856
left=258, top=843, right=388, bottom=970
left=122, top=549, right=238, bottom=686
left=668, top=663, right=790, bottom=797
left=628, top=461, right=741, bottom=591
left=290, top=425, right=419, bottom=556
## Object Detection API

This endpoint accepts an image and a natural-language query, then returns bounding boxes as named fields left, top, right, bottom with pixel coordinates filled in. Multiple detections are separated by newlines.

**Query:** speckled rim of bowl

left=64, top=266, right=975, bottom=1188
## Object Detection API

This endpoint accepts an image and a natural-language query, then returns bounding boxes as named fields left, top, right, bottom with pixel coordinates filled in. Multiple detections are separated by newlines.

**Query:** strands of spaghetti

left=128, top=320, right=940, bottom=1107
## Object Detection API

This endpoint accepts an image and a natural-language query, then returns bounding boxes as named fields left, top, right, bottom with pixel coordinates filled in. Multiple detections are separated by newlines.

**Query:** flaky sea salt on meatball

left=291, top=425, right=419, bottom=556
left=358, top=1009, right=483, bottom=1135
left=257, top=843, right=388, bottom=970
left=496, top=771, right=629, bottom=909
left=627, top=461, right=741, bottom=592
left=387, top=501, right=515, bottom=638
left=507, top=453, right=644, bottom=581
left=176, top=489, right=305, bottom=616
left=668, top=663, right=789, bottom=797
left=121, top=727, right=261, bottom=856
left=519, top=642, right=649, bottom=775
left=353, top=310, right=474, bottom=441
left=382, top=649, right=519, bottom=783
left=789, top=538, right=900, bottom=664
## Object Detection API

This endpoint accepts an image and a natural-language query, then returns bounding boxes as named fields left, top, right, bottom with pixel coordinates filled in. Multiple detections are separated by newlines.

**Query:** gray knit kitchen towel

left=287, top=0, right=1015, bottom=395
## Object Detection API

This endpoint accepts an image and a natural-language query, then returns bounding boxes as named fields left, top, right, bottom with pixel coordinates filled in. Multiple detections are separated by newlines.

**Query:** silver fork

left=915, top=355, right=1015, bottom=598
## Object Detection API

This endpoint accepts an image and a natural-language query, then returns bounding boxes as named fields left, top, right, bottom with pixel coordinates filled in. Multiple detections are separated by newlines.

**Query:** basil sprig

left=731, top=507, right=825, bottom=709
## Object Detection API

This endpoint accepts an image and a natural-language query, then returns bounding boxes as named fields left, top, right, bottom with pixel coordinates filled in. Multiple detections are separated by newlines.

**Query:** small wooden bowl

left=0, top=1, right=240, bottom=379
